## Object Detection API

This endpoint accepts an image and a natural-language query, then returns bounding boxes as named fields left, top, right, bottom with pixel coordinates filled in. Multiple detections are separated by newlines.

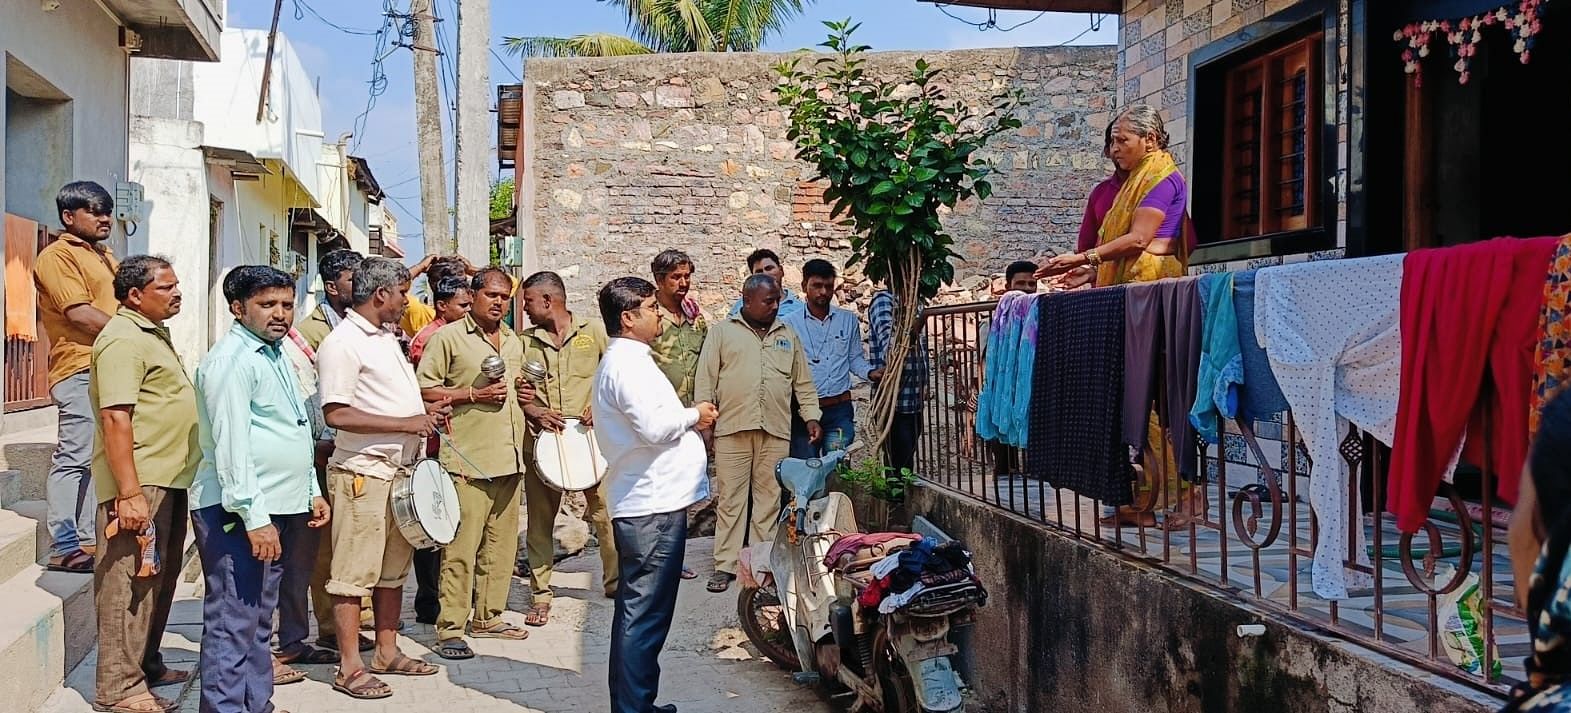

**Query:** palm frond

left=501, top=34, right=655, bottom=58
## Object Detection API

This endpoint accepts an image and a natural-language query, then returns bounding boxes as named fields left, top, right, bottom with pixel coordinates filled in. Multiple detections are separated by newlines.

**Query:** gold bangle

left=1084, top=249, right=1102, bottom=268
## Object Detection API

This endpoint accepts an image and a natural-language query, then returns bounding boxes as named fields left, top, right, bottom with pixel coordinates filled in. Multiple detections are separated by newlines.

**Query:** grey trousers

left=48, top=371, right=96, bottom=557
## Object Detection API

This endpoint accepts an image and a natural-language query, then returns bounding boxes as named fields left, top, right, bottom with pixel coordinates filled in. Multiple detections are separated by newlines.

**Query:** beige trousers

left=712, top=430, right=788, bottom=575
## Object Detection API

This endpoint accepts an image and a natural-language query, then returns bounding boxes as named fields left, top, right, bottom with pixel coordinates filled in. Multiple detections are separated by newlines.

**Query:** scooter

left=737, top=446, right=987, bottom=713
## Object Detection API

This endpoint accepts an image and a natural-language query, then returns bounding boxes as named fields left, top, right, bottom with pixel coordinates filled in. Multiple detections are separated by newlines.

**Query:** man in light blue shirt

left=781, top=259, right=880, bottom=458
left=190, top=266, right=330, bottom=711
left=727, top=248, right=805, bottom=319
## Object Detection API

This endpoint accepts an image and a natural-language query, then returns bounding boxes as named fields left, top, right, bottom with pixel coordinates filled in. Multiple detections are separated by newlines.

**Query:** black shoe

left=654, top=705, right=677, bottom=713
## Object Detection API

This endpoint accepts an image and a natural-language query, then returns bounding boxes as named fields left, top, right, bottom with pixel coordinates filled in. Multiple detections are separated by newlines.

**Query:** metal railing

left=913, top=299, right=1521, bottom=696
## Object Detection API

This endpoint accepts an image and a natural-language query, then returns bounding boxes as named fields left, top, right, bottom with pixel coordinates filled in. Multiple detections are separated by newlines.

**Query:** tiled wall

left=1117, top=0, right=1353, bottom=273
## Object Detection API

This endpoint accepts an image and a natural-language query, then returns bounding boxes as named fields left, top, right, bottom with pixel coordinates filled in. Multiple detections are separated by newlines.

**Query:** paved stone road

left=44, top=537, right=829, bottom=713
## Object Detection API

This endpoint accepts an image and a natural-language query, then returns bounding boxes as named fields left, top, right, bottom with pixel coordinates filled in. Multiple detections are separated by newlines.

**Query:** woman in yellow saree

left=1036, top=105, right=1201, bottom=528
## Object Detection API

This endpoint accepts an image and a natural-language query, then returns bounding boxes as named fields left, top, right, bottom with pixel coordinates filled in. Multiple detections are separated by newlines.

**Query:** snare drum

left=391, top=459, right=462, bottom=549
left=533, top=418, right=607, bottom=492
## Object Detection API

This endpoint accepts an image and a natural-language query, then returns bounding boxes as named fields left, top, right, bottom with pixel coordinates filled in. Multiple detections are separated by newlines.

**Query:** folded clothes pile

left=853, top=538, right=981, bottom=614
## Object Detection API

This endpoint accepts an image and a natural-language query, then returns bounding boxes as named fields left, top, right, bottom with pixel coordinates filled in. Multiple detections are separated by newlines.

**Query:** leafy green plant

left=839, top=456, right=918, bottom=503
left=775, top=19, right=1022, bottom=456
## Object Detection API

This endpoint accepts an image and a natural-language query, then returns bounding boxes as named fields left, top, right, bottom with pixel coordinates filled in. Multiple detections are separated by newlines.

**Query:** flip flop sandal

left=277, top=646, right=339, bottom=665
left=90, top=693, right=175, bottom=713
left=273, top=663, right=307, bottom=686
left=523, top=602, right=551, bottom=627
left=680, top=567, right=698, bottom=580
left=706, top=572, right=734, bottom=593
left=332, top=668, right=392, bottom=700
left=46, top=550, right=94, bottom=573
left=434, top=640, right=475, bottom=660
left=147, top=668, right=191, bottom=688
left=369, top=654, right=440, bottom=676
left=470, top=622, right=529, bottom=640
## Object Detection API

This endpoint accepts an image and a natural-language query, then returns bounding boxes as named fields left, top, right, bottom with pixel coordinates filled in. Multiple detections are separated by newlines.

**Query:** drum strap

left=435, top=430, right=497, bottom=480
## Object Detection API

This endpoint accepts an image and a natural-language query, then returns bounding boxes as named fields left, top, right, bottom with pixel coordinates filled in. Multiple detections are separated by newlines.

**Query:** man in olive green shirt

left=648, top=249, right=707, bottom=406
left=415, top=269, right=532, bottom=657
left=694, top=274, right=822, bottom=593
left=518, top=271, right=618, bottom=625
left=89, top=256, right=200, bottom=713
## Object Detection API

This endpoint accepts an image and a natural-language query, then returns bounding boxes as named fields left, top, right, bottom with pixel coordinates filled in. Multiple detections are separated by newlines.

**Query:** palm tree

left=502, top=0, right=812, bottom=57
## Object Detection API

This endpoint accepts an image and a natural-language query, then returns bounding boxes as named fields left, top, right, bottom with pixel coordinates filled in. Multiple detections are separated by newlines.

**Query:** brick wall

left=521, top=47, right=1117, bottom=313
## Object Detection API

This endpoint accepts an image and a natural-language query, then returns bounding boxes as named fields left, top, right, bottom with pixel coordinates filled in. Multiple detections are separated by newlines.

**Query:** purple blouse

left=1137, top=172, right=1188, bottom=240
left=1076, top=175, right=1124, bottom=252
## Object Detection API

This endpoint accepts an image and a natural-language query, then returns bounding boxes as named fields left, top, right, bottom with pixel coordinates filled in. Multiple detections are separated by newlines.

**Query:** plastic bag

left=1438, top=572, right=1502, bottom=678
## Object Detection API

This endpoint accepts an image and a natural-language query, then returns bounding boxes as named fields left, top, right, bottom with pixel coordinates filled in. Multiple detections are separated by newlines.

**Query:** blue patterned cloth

left=1232, top=270, right=1289, bottom=421
left=975, top=292, right=1037, bottom=448
left=1189, top=272, right=1245, bottom=444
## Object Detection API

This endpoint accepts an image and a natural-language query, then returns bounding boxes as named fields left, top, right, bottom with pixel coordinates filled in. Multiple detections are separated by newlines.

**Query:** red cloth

left=1388, top=237, right=1558, bottom=533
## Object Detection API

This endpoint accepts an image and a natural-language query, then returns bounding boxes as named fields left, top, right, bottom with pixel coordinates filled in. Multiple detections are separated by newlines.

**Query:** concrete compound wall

left=520, top=46, right=1117, bottom=315
left=906, top=482, right=1500, bottom=713
left=0, top=0, right=131, bottom=249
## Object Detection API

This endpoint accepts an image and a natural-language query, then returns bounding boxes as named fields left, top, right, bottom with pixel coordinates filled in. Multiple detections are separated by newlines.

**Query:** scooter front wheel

left=737, top=584, right=802, bottom=671
left=872, top=627, right=923, bottom=713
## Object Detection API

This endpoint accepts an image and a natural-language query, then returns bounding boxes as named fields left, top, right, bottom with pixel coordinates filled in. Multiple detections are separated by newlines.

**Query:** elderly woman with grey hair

left=1036, top=104, right=1194, bottom=289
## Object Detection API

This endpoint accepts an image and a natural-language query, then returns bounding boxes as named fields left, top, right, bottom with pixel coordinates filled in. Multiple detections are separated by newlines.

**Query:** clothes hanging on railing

left=1388, top=237, right=1558, bottom=534
left=1532, top=234, right=1571, bottom=439
left=1024, top=287, right=1134, bottom=505
left=975, top=291, right=1039, bottom=448
left=1121, top=277, right=1204, bottom=481
left=1231, top=270, right=1290, bottom=421
left=1190, top=272, right=1244, bottom=445
left=1256, top=254, right=1403, bottom=600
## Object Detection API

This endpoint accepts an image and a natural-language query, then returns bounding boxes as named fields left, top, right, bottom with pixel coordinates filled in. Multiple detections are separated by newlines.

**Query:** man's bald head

left=740, top=273, right=782, bottom=326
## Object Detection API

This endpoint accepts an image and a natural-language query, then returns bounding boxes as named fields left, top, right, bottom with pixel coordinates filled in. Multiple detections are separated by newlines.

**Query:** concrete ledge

left=905, top=481, right=1503, bottom=713
left=0, top=563, right=97, bottom=712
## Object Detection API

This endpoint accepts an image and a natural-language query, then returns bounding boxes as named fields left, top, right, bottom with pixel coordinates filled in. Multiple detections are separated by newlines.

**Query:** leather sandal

left=91, top=692, right=174, bottom=713
left=332, top=668, right=392, bottom=700
left=706, top=571, right=735, bottom=593
left=524, top=602, right=551, bottom=627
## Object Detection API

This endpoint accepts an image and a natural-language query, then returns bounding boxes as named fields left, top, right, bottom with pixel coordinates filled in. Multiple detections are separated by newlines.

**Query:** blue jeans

left=192, top=506, right=305, bottom=713
left=790, top=401, right=855, bottom=459
left=47, top=371, right=95, bottom=557
left=609, top=509, right=688, bottom=713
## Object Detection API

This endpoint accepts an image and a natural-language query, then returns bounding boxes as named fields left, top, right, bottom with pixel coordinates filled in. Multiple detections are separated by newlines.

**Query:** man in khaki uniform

left=34, top=181, right=121, bottom=573
left=519, top=271, right=618, bottom=626
left=647, top=249, right=706, bottom=581
left=90, top=256, right=200, bottom=713
left=416, top=269, right=532, bottom=658
left=695, top=273, right=822, bottom=593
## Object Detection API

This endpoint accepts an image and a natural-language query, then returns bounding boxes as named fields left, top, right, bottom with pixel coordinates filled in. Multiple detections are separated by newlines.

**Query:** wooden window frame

left=1185, top=0, right=1342, bottom=265
left=1220, top=34, right=1322, bottom=242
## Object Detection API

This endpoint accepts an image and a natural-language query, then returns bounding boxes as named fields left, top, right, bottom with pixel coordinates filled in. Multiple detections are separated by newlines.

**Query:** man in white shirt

left=592, top=276, right=717, bottom=713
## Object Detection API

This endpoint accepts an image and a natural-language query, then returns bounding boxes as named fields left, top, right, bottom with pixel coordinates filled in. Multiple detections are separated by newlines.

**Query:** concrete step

left=0, top=507, right=40, bottom=584
left=0, top=562, right=97, bottom=713
left=0, top=423, right=59, bottom=502
left=37, top=583, right=201, bottom=713
left=11, top=499, right=56, bottom=564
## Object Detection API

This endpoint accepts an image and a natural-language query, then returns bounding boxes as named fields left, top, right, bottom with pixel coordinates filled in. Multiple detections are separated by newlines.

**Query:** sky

left=228, top=1, right=1118, bottom=261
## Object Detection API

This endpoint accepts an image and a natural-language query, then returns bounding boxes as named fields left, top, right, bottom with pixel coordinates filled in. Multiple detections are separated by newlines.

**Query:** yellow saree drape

left=1095, top=150, right=1188, bottom=288
left=1095, top=150, right=1192, bottom=513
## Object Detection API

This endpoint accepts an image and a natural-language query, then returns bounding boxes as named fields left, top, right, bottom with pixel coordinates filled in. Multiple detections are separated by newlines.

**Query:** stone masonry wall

left=521, top=47, right=1116, bottom=314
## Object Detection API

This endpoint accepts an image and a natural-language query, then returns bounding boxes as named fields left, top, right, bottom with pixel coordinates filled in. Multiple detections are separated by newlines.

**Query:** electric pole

left=410, top=0, right=450, bottom=256
left=452, top=0, right=491, bottom=264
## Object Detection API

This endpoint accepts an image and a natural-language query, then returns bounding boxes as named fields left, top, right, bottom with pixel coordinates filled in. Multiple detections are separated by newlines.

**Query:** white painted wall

left=192, top=29, right=322, bottom=201
left=127, top=115, right=215, bottom=369
left=0, top=0, right=131, bottom=252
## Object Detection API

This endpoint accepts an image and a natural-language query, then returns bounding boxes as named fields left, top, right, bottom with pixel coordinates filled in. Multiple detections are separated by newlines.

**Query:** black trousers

left=886, top=411, right=923, bottom=474
left=608, top=509, right=688, bottom=713
left=413, top=548, right=441, bottom=622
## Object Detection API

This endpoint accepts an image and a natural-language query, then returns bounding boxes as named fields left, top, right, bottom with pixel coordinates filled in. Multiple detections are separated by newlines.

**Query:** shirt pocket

left=763, top=337, right=795, bottom=377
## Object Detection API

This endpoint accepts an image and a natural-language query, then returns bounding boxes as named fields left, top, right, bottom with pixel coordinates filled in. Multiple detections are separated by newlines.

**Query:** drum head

left=410, top=459, right=461, bottom=544
left=534, top=418, right=607, bottom=491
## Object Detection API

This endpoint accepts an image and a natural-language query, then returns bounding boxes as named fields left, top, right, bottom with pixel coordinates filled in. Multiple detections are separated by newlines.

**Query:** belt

left=819, top=391, right=853, bottom=408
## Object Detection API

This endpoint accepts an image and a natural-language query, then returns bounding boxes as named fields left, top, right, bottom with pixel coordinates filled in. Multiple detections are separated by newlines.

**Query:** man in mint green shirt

left=190, top=266, right=330, bottom=711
